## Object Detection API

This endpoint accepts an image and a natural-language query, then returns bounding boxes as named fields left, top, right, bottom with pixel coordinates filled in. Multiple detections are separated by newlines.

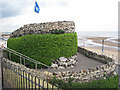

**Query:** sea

left=77, top=31, right=118, bottom=39
left=76, top=31, right=119, bottom=51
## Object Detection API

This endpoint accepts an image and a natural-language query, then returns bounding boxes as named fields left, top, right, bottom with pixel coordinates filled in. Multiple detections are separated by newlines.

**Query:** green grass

left=50, top=75, right=118, bottom=89
left=7, top=33, right=78, bottom=68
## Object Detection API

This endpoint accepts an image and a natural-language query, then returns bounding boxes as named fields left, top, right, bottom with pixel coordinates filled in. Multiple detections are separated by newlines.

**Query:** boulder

left=51, top=64, right=58, bottom=68
left=59, top=57, right=67, bottom=62
left=58, top=66, right=65, bottom=69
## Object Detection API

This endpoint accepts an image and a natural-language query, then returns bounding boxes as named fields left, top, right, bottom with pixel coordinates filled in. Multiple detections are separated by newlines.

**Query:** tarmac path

left=38, top=52, right=104, bottom=73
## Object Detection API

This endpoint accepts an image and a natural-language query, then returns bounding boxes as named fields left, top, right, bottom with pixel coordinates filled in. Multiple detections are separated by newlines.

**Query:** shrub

left=51, top=30, right=65, bottom=34
left=7, top=33, right=78, bottom=68
left=50, top=75, right=118, bottom=89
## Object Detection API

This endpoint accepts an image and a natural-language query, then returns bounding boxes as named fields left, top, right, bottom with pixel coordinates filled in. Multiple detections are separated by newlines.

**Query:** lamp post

left=102, top=39, right=104, bottom=54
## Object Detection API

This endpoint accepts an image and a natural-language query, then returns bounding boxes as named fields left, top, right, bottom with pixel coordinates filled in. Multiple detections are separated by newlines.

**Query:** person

left=1, top=44, right=4, bottom=49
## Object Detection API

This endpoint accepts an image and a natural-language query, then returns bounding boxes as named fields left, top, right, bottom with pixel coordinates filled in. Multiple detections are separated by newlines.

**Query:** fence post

left=1, top=57, right=4, bottom=89
left=1, top=48, right=3, bottom=57
left=36, top=63, right=37, bottom=70
left=9, top=52, right=11, bottom=60
left=118, top=64, right=120, bottom=88
left=24, top=58, right=25, bottom=65
left=20, top=55, right=22, bottom=64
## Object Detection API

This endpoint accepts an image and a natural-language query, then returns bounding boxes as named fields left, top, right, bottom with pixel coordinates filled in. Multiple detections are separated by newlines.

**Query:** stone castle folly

left=10, top=21, right=75, bottom=38
left=10, top=21, right=77, bottom=69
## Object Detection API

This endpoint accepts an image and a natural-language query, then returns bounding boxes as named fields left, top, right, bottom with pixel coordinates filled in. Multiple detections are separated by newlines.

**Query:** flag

left=34, top=1, right=40, bottom=13
left=102, top=48, right=103, bottom=52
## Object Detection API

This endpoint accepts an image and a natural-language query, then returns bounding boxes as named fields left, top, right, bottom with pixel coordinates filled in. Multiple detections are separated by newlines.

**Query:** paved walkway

left=38, top=52, right=104, bottom=72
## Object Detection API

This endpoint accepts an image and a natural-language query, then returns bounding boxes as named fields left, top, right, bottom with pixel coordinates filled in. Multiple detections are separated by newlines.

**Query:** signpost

left=102, top=39, right=104, bottom=54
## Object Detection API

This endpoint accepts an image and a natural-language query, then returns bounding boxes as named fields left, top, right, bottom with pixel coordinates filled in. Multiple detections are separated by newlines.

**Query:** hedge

left=7, top=33, right=78, bottom=68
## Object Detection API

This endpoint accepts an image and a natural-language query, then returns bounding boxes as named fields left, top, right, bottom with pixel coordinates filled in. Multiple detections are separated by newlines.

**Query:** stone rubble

left=51, top=54, right=77, bottom=69
left=10, top=21, right=75, bottom=38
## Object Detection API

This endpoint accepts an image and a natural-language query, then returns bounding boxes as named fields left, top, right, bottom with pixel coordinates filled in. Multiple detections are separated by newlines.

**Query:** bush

left=7, top=33, right=78, bottom=68
left=50, top=75, right=118, bottom=89
left=51, top=30, right=65, bottom=34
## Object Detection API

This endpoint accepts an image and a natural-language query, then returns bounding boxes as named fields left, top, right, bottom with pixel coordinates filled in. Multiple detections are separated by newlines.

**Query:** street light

left=102, top=39, right=104, bottom=54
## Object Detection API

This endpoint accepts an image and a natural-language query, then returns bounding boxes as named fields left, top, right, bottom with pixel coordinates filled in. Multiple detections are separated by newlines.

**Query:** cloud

left=58, top=1, right=67, bottom=7
left=0, top=0, right=119, bottom=32
left=1, top=0, right=68, bottom=18
left=1, top=0, right=33, bottom=18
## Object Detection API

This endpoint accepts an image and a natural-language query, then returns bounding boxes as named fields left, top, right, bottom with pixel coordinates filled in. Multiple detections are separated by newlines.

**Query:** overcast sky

left=0, top=0, right=119, bottom=32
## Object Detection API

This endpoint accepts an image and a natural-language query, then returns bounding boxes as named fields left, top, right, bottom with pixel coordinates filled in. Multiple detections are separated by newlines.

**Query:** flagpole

left=34, top=0, right=35, bottom=23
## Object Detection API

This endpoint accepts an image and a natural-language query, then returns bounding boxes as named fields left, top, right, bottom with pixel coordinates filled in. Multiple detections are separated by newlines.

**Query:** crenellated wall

left=10, top=21, right=75, bottom=38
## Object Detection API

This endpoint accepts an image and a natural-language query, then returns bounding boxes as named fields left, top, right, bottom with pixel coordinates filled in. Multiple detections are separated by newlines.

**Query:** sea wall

left=53, top=47, right=116, bottom=83
left=51, top=54, right=77, bottom=69
left=10, top=21, right=75, bottom=38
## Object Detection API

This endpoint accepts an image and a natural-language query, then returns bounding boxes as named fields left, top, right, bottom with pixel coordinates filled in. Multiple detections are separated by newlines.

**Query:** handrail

left=2, top=47, right=50, bottom=68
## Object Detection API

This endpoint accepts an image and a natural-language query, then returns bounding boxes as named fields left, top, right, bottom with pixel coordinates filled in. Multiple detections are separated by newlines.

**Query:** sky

left=0, top=0, right=119, bottom=32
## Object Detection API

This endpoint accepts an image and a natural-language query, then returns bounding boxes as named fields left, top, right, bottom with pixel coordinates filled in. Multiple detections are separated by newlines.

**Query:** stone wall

left=3, top=46, right=117, bottom=83
left=3, top=58, right=53, bottom=80
left=10, top=21, right=75, bottom=38
left=51, top=54, right=77, bottom=69
left=53, top=47, right=116, bottom=83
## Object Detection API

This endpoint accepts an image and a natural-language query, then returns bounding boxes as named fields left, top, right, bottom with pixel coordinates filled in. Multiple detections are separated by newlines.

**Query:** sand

left=78, top=36, right=119, bottom=64
left=112, top=39, right=120, bottom=42
left=87, top=37, right=110, bottom=40
left=86, top=37, right=118, bottom=47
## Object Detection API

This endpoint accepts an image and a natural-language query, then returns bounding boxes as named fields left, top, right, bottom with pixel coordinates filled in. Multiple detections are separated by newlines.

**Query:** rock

left=53, top=72, right=58, bottom=75
left=113, top=71, right=117, bottom=75
left=59, top=57, right=67, bottom=62
left=71, top=56, right=76, bottom=59
left=43, top=71, right=50, bottom=74
left=10, top=21, right=75, bottom=38
left=51, top=64, right=58, bottom=68
left=58, top=66, right=65, bottom=69
left=51, top=54, right=77, bottom=69
left=70, top=65, right=74, bottom=68
left=65, top=63, right=68, bottom=67
left=69, top=59, right=74, bottom=61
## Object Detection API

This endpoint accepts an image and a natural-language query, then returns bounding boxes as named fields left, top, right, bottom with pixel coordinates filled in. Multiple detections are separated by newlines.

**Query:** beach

left=78, top=36, right=119, bottom=64
left=86, top=37, right=118, bottom=47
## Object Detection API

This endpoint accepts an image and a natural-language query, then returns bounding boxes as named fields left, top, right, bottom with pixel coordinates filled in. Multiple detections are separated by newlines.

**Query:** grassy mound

left=7, top=33, right=78, bottom=68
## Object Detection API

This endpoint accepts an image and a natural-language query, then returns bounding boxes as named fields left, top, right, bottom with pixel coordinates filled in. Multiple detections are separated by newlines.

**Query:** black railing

left=3, top=47, right=50, bottom=69
left=1, top=58, right=59, bottom=89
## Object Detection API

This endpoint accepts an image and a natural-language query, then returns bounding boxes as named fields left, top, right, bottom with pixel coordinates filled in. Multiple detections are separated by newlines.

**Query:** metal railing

left=2, top=47, right=50, bottom=69
left=0, top=38, right=50, bottom=69
left=1, top=57, right=59, bottom=89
